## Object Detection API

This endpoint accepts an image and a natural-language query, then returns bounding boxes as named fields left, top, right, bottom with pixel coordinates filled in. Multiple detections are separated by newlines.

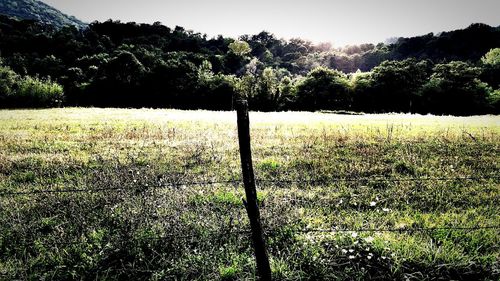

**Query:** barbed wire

left=256, top=175, right=500, bottom=184
left=0, top=179, right=240, bottom=197
left=11, top=225, right=500, bottom=249
left=1, top=175, right=498, bottom=197
left=290, top=225, right=500, bottom=234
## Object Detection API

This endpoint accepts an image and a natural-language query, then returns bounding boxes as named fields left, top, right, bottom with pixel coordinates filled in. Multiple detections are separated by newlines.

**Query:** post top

left=236, top=99, right=248, bottom=106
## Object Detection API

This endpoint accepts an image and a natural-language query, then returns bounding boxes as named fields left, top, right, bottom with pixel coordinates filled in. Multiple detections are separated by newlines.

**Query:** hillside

left=0, top=0, right=86, bottom=29
left=389, top=23, right=500, bottom=63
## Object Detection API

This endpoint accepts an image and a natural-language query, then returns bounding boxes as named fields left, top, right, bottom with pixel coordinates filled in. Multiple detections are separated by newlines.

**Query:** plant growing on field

left=16, top=76, right=64, bottom=107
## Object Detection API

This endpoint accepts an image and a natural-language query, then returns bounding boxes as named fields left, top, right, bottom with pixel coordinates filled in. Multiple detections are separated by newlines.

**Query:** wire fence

left=1, top=175, right=498, bottom=197
left=11, top=225, right=500, bottom=249
left=2, top=174, right=499, bottom=248
left=0, top=152, right=500, bottom=278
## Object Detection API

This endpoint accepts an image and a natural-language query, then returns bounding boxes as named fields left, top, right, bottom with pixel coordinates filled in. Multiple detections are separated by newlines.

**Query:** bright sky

left=41, top=0, right=500, bottom=47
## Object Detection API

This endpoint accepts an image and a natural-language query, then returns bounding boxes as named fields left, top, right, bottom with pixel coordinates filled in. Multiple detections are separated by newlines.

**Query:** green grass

left=0, top=108, right=499, bottom=280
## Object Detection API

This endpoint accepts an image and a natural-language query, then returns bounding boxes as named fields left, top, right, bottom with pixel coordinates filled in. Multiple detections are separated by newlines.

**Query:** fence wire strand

left=1, top=175, right=498, bottom=197
left=15, top=225, right=500, bottom=249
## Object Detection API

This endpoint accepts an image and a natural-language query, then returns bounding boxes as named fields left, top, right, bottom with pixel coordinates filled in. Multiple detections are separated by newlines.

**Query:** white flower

left=348, top=255, right=355, bottom=259
left=351, top=232, right=358, bottom=238
left=367, top=255, right=372, bottom=260
left=364, top=236, right=374, bottom=243
left=382, top=208, right=390, bottom=212
left=370, top=201, right=377, bottom=207
left=341, top=249, right=348, bottom=254
left=348, top=249, right=354, bottom=253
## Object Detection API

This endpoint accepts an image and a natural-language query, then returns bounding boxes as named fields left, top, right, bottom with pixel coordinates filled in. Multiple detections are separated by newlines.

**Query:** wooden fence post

left=236, top=100, right=272, bottom=281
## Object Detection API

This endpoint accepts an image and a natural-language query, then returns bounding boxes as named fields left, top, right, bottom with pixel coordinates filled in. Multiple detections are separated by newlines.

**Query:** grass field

left=0, top=108, right=499, bottom=280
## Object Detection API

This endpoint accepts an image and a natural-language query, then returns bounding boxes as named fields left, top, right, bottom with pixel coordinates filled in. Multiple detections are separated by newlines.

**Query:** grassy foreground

left=0, top=108, right=499, bottom=280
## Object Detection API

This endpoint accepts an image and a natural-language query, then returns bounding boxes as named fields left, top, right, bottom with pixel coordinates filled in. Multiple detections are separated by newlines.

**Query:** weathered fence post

left=236, top=100, right=272, bottom=281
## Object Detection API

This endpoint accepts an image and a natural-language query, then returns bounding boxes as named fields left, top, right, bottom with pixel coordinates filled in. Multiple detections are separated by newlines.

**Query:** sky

left=41, top=0, right=500, bottom=47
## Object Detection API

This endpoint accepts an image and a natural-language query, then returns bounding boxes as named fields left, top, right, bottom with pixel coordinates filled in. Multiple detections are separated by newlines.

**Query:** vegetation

left=0, top=63, right=63, bottom=107
left=0, top=108, right=498, bottom=280
left=0, top=0, right=85, bottom=29
left=0, top=12, right=499, bottom=114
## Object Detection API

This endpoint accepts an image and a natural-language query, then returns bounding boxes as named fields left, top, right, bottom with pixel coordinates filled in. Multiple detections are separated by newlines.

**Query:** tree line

left=0, top=16, right=499, bottom=115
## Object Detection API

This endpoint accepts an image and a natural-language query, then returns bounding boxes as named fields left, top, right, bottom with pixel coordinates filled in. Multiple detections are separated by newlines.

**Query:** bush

left=0, top=65, right=19, bottom=104
left=0, top=74, right=64, bottom=108
left=15, top=76, right=64, bottom=107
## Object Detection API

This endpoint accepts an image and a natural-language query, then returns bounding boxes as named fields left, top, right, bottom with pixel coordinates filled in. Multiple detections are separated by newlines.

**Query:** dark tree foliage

left=365, top=59, right=433, bottom=113
left=389, top=24, right=500, bottom=62
left=420, top=61, right=492, bottom=115
left=295, top=67, right=351, bottom=111
left=0, top=14, right=498, bottom=114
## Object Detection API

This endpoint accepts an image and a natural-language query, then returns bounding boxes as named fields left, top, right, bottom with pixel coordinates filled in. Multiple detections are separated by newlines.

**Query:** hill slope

left=0, top=0, right=86, bottom=29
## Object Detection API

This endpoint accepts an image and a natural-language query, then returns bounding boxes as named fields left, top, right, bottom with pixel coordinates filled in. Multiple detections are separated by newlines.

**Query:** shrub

left=12, top=76, right=64, bottom=108
left=0, top=60, right=65, bottom=108
left=0, top=65, right=19, bottom=104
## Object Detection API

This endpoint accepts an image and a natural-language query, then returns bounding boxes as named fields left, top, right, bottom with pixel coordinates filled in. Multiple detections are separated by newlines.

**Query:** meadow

left=0, top=108, right=499, bottom=280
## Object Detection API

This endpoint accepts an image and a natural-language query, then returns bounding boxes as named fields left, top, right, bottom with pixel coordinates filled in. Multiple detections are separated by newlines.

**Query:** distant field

left=0, top=108, right=499, bottom=280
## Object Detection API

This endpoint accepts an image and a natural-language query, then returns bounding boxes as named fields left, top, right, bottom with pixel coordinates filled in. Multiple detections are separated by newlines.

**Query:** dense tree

left=0, top=15, right=499, bottom=114
left=421, top=61, right=492, bottom=115
left=295, top=67, right=351, bottom=111
left=367, top=59, right=432, bottom=112
left=480, top=48, right=500, bottom=89
left=251, top=67, right=279, bottom=111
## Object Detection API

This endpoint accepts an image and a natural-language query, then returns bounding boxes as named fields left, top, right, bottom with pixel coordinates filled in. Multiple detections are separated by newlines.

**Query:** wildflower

left=349, top=255, right=355, bottom=259
left=351, top=232, right=358, bottom=238
left=382, top=208, right=390, bottom=212
left=370, top=201, right=376, bottom=207
left=348, top=249, right=354, bottom=253
left=365, top=236, right=374, bottom=243
left=341, top=249, right=348, bottom=254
